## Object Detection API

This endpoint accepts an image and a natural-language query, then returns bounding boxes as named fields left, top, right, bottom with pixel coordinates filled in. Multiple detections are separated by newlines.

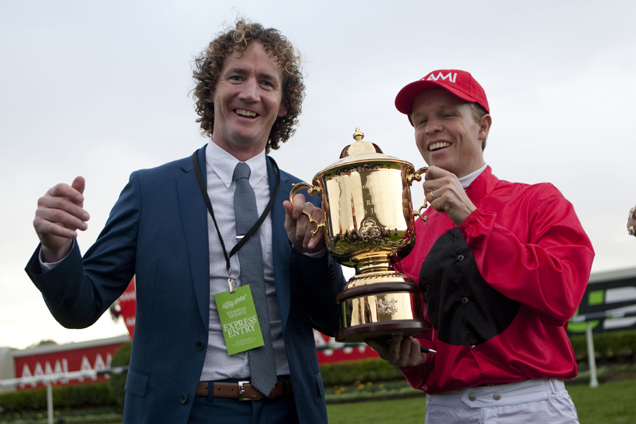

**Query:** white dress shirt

left=458, top=163, right=487, bottom=189
left=199, top=141, right=290, bottom=381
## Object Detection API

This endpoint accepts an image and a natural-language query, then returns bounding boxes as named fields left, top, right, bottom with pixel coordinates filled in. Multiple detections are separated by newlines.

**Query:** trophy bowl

left=290, top=128, right=430, bottom=342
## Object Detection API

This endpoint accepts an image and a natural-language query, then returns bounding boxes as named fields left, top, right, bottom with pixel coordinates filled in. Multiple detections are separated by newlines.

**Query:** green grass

left=326, top=379, right=636, bottom=424
left=328, top=396, right=426, bottom=424
left=569, top=379, right=636, bottom=424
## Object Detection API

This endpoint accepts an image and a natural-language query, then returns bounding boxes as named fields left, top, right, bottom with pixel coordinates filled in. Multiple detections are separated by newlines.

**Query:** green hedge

left=321, top=358, right=404, bottom=386
left=0, top=381, right=116, bottom=413
left=570, top=329, right=636, bottom=364
left=107, top=340, right=131, bottom=412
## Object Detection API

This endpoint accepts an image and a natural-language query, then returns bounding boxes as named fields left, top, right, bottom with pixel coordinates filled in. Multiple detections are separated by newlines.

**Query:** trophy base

left=334, top=271, right=430, bottom=343
left=335, top=319, right=430, bottom=343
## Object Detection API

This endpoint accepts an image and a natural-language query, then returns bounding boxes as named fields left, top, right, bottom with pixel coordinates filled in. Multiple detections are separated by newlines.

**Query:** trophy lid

left=339, top=127, right=384, bottom=158
left=324, top=127, right=413, bottom=171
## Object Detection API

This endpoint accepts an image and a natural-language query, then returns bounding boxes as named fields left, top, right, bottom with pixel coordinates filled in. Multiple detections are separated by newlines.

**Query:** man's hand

left=628, top=207, right=636, bottom=237
left=33, top=176, right=90, bottom=262
left=366, top=335, right=428, bottom=368
left=283, top=193, right=326, bottom=253
left=423, top=166, right=476, bottom=226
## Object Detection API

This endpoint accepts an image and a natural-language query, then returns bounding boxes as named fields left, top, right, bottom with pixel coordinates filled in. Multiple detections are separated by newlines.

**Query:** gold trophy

left=290, top=128, right=430, bottom=342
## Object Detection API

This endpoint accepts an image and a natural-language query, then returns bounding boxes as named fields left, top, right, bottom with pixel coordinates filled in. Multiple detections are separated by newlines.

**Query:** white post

left=586, top=321, right=598, bottom=388
left=46, top=381, right=54, bottom=424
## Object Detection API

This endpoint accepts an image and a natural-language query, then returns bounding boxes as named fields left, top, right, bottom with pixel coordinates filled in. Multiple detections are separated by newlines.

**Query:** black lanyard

left=191, top=149, right=281, bottom=290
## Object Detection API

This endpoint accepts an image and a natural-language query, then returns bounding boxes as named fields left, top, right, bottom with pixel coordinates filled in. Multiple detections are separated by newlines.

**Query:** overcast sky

left=2, top=0, right=636, bottom=350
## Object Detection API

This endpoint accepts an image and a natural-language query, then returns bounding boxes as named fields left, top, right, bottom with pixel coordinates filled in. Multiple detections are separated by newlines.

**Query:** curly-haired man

left=26, top=19, right=344, bottom=424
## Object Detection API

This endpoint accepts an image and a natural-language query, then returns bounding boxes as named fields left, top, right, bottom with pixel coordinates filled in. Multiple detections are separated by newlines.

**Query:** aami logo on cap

left=425, top=72, right=457, bottom=83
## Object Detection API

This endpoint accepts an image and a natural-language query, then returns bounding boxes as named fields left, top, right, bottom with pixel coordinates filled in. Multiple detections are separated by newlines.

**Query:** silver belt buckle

left=238, top=381, right=254, bottom=401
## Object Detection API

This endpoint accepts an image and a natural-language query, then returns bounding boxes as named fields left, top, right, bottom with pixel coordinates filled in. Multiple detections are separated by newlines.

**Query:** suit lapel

left=176, top=147, right=210, bottom=328
left=267, top=156, right=292, bottom=330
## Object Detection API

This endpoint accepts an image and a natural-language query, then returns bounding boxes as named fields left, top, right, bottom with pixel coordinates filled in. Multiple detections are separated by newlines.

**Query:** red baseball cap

left=395, top=69, right=489, bottom=121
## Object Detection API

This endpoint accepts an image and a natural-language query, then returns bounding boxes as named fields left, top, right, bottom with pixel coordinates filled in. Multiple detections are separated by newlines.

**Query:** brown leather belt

left=196, top=380, right=292, bottom=401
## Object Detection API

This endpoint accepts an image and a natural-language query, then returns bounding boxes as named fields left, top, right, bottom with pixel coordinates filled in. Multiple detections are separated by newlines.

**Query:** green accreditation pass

left=214, top=285, right=265, bottom=355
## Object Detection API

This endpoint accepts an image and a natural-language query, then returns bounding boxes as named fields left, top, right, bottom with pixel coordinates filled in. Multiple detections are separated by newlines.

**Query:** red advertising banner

left=314, top=331, right=379, bottom=364
left=13, top=336, right=128, bottom=391
left=118, top=277, right=136, bottom=338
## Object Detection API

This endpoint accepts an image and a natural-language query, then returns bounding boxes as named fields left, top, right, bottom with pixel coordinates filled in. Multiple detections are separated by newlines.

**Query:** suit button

left=196, top=341, right=204, bottom=351
left=461, top=297, right=469, bottom=304
left=180, top=394, right=188, bottom=404
left=468, top=393, right=476, bottom=401
left=457, top=254, right=465, bottom=262
left=493, top=393, right=502, bottom=400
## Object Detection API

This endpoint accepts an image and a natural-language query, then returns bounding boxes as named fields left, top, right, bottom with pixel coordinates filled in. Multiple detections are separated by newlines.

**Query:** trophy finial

left=353, top=127, right=364, bottom=141
left=340, top=127, right=382, bottom=158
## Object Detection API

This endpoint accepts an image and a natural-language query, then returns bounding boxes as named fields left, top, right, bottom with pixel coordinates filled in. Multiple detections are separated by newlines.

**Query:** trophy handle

left=289, top=182, right=325, bottom=237
left=409, top=166, right=428, bottom=183
left=409, top=166, right=429, bottom=213
left=413, top=206, right=428, bottom=221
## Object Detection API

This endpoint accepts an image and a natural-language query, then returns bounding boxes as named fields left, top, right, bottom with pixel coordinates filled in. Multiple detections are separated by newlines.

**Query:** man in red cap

left=367, top=69, right=594, bottom=423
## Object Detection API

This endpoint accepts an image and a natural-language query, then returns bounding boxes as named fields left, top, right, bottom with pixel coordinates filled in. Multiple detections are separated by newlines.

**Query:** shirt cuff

left=301, top=247, right=327, bottom=258
left=38, top=241, right=75, bottom=271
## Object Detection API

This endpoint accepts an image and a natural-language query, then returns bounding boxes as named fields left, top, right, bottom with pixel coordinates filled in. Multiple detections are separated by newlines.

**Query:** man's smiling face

left=209, top=41, right=287, bottom=161
left=411, top=88, right=489, bottom=178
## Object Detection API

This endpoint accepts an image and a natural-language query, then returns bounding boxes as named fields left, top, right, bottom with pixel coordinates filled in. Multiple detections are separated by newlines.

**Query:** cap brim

left=395, top=80, right=480, bottom=116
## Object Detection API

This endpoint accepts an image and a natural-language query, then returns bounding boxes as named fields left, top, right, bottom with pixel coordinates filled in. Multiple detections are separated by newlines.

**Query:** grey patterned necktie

left=233, top=162, right=277, bottom=396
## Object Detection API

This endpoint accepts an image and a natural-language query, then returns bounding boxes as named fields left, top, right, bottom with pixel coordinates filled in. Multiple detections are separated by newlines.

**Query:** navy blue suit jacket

left=26, top=146, right=345, bottom=424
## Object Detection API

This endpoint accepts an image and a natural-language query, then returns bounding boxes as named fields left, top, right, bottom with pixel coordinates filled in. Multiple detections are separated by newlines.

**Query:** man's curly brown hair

left=192, top=19, right=305, bottom=152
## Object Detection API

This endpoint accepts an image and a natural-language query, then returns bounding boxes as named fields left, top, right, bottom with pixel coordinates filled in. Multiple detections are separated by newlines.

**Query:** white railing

left=0, top=366, right=128, bottom=424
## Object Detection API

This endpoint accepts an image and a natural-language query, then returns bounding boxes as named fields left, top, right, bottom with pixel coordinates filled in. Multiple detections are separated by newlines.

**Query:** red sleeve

left=399, top=333, right=436, bottom=390
left=459, top=188, right=594, bottom=326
